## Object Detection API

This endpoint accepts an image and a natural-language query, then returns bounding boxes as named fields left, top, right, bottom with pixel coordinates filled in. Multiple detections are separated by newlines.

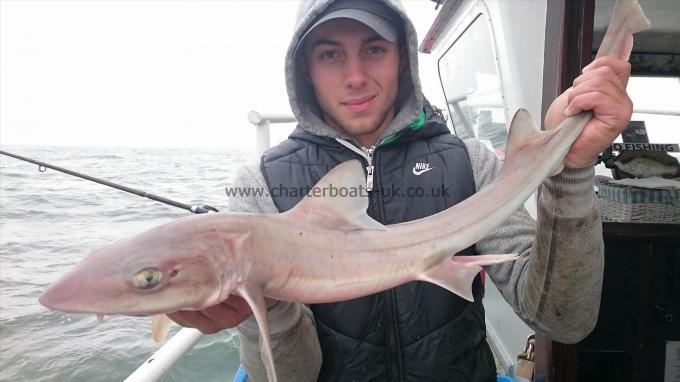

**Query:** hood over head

left=286, top=0, right=424, bottom=144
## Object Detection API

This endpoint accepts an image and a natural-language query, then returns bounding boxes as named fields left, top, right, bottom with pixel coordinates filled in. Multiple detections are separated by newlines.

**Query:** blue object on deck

left=233, top=364, right=248, bottom=382
left=497, top=376, right=515, bottom=382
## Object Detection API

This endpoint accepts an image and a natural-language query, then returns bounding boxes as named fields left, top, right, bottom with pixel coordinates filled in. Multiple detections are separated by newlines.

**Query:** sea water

left=0, top=145, right=251, bottom=381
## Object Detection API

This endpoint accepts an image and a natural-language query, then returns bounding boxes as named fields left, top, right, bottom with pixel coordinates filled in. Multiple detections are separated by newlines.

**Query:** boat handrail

left=633, top=107, right=680, bottom=116
left=248, top=110, right=297, bottom=155
left=124, top=328, right=203, bottom=382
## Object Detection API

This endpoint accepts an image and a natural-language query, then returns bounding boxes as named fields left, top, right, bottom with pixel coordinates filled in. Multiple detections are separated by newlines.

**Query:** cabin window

left=624, top=76, right=680, bottom=160
left=592, top=0, right=680, bottom=170
left=438, top=15, right=506, bottom=157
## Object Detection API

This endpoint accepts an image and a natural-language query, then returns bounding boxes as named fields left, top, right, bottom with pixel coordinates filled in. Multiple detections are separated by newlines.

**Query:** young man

left=169, top=0, right=633, bottom=380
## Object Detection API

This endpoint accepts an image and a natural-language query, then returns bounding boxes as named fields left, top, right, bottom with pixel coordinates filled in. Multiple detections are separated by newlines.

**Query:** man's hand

left=167, top=295, right=278, bottom=334
left=544, top=56, right=633, bottom=168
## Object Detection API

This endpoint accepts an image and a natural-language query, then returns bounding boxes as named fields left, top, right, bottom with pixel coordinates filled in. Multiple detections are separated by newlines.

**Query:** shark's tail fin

left=596, top=0, right=651, bottom=60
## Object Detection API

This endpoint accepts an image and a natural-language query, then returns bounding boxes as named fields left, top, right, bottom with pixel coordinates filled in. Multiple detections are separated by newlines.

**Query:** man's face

left=303, top=18, right=404, bottom=147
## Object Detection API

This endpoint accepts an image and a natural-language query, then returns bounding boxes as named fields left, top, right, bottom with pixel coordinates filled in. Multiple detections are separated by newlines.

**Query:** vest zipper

left=366, top=149, right=403, bottom=382
left=334, top=139, right=376, bottom=191
left=362, top=146, right=375, bottom=191
left=335, top=138, right=403, bottom=380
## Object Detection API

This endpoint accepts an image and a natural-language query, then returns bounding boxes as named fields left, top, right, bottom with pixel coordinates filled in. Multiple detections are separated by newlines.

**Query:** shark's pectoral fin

left=238, top=286, right=277, bottom=382
left=151, top=314, right=175, bottom=344
left=284, top=160, right=386, bottom=231
left=420, top=254, right=519, bottom=302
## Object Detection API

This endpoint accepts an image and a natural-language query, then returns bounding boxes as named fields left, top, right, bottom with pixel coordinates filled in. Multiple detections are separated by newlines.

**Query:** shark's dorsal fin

left=506, top=109, right=564, bottom=176
left=506, top=109, right=543, bottom=159
left=284, top=160, right=386, bottom=231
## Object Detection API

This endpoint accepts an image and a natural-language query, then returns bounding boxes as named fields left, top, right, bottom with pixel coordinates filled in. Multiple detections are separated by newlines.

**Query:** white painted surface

left=124, top=328, right=204, bottom=382
left=428, top=0, right=554, bottom=371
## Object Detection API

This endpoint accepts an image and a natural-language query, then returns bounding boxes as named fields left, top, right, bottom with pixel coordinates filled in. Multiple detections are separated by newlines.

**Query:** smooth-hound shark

left=39, top=1, right=650, bottom=381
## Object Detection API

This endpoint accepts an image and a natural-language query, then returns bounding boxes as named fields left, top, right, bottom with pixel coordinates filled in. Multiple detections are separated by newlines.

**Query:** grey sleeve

left=228, top=162, right=322, bottom=382
left=465, top=139, right=604, bottom=344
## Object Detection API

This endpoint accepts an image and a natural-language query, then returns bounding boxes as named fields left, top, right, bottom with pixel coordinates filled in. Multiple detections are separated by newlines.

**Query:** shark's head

left=39, top=214, right=250, bottom=316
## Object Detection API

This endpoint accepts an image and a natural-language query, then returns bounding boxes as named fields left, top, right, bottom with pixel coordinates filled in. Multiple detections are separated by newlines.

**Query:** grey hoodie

left=287, top=0, right=423, bottom=143
left=232, top=1, right=604, bottom=381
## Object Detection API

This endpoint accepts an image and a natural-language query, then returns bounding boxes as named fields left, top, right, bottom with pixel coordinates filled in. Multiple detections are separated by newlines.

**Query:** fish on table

left=614, top=157, right=679, bottom=178
left=39, top=0, right=650, bottom=381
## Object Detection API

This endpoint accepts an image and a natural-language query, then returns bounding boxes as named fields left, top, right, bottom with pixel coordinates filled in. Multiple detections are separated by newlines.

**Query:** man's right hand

left=167, top=295, right=277, bottom=334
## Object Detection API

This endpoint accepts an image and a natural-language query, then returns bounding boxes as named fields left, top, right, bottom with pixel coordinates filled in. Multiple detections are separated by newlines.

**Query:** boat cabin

left=420, top=0, right=680, bottom=380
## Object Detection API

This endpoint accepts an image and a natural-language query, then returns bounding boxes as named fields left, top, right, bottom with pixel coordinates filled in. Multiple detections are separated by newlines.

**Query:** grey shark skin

left=39, top=1, right=650, bottom=381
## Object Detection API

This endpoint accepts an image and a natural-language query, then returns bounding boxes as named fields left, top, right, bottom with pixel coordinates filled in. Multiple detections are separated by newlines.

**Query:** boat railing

left=124, top=328, right=204, bottom=382
left=248, top=110, right=297, bottom=155
left=124, top=111, right=296, bottom=382
left=633, top=107, right=680, bottom=116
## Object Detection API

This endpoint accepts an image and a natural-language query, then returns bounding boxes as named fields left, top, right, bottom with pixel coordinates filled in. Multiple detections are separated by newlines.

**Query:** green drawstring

left=379, top=110, right=426, bottom=146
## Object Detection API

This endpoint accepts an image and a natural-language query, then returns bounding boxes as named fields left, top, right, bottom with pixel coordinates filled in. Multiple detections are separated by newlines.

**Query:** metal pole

left=256, top=121, right=271, bottom=156
left=124, top=328, right=204, bottom=382
left=247, top=110, right=296, bottom=125
left=633, top=107, right=680, bottom=116
left=248, top=110, right=296, bottom=156
left=450, top=101, right=476, bottom=138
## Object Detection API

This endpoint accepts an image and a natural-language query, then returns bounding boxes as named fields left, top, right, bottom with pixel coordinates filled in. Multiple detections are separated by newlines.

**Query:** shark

left=39, top=0, right=650, bottom=381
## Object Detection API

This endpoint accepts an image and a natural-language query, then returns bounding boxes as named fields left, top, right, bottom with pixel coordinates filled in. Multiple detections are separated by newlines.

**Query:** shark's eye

left=133, top=268, right=162, bottom=289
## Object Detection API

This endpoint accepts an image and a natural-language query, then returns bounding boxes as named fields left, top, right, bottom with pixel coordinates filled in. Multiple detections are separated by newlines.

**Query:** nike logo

left=413, top=162, right=434, bottom=175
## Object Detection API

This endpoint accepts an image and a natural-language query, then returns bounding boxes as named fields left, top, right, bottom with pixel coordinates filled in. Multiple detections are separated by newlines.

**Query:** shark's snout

left=39, top=275, right=87, bottom=313
left=39, top=256, right=119, bottom=315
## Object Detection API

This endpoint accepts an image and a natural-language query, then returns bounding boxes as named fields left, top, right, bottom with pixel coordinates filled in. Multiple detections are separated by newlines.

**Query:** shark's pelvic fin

left=452, top=254, right=520, bottom=267
left=238, top=285, right=277, bottom=382
left=420, top=259, right=481, bottom=302
left=285, top=160, right=386, bottom=231
left=151, top=314, right=175, bottom=344
left=420, top=254, right=520, bottom=302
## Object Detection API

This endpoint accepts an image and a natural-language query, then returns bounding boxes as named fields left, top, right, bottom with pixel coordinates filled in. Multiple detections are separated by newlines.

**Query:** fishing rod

left=2, top=147, right=218, bottom=381
left=0, top=149, right=218, bottom=214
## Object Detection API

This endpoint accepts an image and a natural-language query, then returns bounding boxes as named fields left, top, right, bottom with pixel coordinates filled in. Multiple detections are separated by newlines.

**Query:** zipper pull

left=333, top=139, right=377, bottom=192
left=362, top=146, right=375, bottom=192
left=366, top=165, right=374, bottom=191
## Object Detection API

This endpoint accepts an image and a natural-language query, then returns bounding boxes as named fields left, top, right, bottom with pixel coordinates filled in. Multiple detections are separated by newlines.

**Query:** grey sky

left=0, top=0, right=442, bottom=150
left=3, top=1, right=677, bottom=152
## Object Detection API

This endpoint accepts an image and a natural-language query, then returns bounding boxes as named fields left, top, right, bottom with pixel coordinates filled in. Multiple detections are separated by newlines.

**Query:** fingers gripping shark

left=39, top=1, right=650, bottom=381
